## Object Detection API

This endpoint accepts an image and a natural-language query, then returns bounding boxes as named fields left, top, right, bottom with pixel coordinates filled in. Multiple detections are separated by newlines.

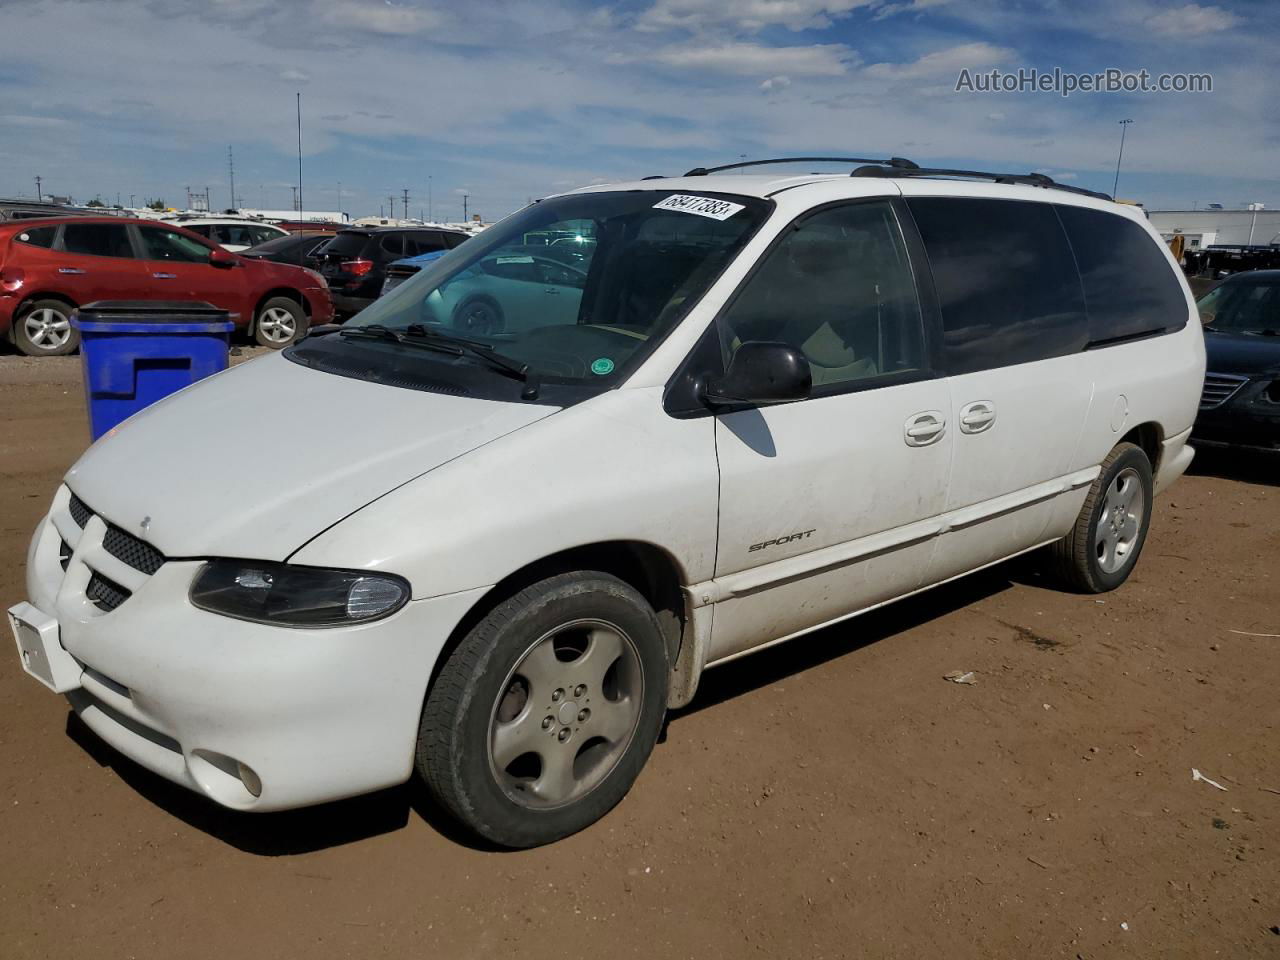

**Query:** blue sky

left=0, top=0, right=1274, bottom=219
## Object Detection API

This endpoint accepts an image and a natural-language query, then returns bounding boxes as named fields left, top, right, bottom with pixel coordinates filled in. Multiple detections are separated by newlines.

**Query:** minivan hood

left=1204, top=329, right=1280, bottom=376
left=65, top=352, right=554, bottom=560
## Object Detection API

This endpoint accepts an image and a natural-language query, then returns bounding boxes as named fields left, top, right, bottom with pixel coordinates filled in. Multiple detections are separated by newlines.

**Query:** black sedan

left=1194, top=270, right=1280, bottom=451
left=240, top=231, right=336, bottom=268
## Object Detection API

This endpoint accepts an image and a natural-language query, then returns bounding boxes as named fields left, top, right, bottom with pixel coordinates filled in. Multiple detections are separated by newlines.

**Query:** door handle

left=904, top=410, right=947, bottom=447
left=959, top=400, right=996, bottom=434
left=152, top=272, right=177, bottom=279
left=57, top=267, right=85, bottom=275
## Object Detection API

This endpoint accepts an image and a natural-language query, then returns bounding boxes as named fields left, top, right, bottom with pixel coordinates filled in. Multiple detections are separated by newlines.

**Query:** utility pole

left=129, top=194, right=135, bottom=208
left=428, top=175, right=433, bottom=222
left=205, top=186, right=212, bottom=212
left=463, top=193, right=469, bottom=221
left=387, top=195, right=396, bottom=220
left=34, top=175, right=42, bottom=201
left=296, top=92, right=304, bottom=223
left=1112, top=118, right=1133, bottom=199
left=228, top=145, right=237, bottom=211
left=337, top=180, right=342, bottom=214
left=290, top=185, right=298, bottom=211
left=402, top=188, right=410, bottom=220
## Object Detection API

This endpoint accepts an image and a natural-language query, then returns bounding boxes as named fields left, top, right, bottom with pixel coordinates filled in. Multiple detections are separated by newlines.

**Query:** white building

left=1148, top=207, right=1280, bottom=250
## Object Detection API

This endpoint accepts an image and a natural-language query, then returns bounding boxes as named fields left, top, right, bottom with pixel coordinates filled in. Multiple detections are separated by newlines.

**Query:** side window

left=185, top=224, right=214, bottom=240
left=537, top=259, right=586, bottom=289
left=248, top=225, right=280, bottom=246
left=1055, top=205, right=1188, bottom=343
left=405, top=233, right=447, bottom=257
left=907, top=197, right=1086, bottom=374
left=444, top=232, right=469, bottom=249
left=138, top=228, right=213, bottom=263
left=718, top=201, right=926, bottom=389
left=379, top=234, right=406, bottom=258
left=60, top=223, right=135, bottom=259
left=15, top=226, right=57, bottom=248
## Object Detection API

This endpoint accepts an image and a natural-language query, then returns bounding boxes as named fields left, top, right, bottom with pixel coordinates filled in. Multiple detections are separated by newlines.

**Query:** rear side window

left=405, top=232, right=448, bottom=256
left=908, top=197, right=1086, bottom=374
left=379, top=234, right=407, bottom=257
left=15, top=226, right=57, bottom=247
left=185, top=224, right=214, bottom=239
left=444, top=232, right=469, bottom=248
left=61, top=223, right=136, bottom=258
left=1055, top=205, right=1188, bottom=343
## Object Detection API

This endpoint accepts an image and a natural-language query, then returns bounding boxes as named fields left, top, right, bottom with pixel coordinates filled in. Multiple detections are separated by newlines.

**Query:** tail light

left=342, top=259, right=373, bottom=277
left=0, top=267, right=24, bottom=293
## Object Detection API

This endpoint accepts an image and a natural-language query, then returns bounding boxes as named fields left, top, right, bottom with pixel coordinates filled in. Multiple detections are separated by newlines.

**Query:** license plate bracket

left=8, top=602, right=82, bottom=693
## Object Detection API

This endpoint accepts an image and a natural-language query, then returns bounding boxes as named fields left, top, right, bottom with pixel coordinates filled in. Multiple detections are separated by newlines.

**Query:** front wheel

left=417, top=572, right=669, bottom=848
left=1048, top=442, right=1154, bottom=593
left=254, top=297, right=307, bottom=348
left=15, top=299, right=79, bottom=356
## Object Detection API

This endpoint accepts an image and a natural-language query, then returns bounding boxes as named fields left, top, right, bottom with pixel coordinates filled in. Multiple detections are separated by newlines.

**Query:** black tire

left=452, top=297, right=504, bottom=336
left=1047, top=442, right=1154, bottom=593
left=253, top=296, right=308, bottom=348
left=417, top=572, right=669, bottom=848
left=14, top=299, right=79, bottom=356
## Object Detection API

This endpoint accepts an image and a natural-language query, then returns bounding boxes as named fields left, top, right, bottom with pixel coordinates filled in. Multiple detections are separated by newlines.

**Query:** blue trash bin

left=73, top=301, right=237, bottom=441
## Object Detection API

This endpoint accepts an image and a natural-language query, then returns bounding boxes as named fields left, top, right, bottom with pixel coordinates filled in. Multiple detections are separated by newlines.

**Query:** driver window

left=138, top=228, right=212, bottom=263
left=718, top=201, right=926, bottom=389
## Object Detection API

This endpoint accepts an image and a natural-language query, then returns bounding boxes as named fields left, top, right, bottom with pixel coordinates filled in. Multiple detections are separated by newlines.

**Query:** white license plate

left=8, top=602, right=82, bottom=693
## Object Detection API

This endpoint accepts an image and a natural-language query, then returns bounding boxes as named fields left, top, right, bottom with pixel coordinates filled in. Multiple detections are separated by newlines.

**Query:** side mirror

left=209, top=248, right=237, bottom=268
left=703, top=341, right=811, bottom=407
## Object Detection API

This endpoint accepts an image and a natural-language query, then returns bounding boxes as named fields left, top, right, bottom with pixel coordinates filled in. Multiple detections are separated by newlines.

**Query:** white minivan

left=10, top=159, right=1204, bottom=847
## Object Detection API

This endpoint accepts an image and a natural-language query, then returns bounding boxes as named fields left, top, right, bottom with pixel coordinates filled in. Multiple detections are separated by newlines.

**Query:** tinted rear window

left=907, top=197, right=1087, bottom=374
left=61, top=223, right=135, bottom=258
left=15, top=225, right=57, bottom=247
left=1055, top=205, right=1188, bottom=343
left=322, top=232, right=372, bottom=256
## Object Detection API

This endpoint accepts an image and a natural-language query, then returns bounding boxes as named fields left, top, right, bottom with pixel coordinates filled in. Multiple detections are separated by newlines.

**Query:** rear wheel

left=254, top=297, right=307, bottom=348
left=15, top=299, right=78, bottom=356
left=417, top=572, right=668, bottom=848
left=452, top=298, right=503, bottom=336
left=1048, top=442, right=1153, bottom=593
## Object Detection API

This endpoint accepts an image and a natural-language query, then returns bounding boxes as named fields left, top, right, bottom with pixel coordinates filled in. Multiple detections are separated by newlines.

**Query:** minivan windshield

left=1198, top=280, right=1280, bottom=335
left=343, top=190, right=769, bottom=385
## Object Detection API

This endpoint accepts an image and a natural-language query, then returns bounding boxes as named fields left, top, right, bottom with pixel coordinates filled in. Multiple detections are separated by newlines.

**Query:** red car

left=0, top=217, right=334, bottom=356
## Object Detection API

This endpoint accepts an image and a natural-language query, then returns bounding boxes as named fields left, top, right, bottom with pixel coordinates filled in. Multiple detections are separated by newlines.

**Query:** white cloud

left=638, top=0, right=876, bottom=32
left=1146, top=3, right=1240, bottom=36
left=280, top=68, right=310, bottom=82
left=873, top=0, right=952, bottom=20
left=761, top=75, right=792, bottom=91
left=651, top=42, right=852, bottom=76
left=863, top=41, right=1013, bottom=80
left=314, top=0, right=442, bottom=35
left=986, top=111, right=1005, bottom=121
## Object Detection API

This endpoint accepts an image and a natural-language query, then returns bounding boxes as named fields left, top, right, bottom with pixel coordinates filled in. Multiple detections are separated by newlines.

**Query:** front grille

left=86, top=572, right=132, bottom=612
left=68, top=493, right=93, bottom=528
left=1200, top=372, right=1249, bottom=410
left=103, top=525, right=165, bottom=576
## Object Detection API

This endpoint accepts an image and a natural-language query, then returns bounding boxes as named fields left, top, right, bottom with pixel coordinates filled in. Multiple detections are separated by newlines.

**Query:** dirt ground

left=1, top=352, right=1277, bottom=960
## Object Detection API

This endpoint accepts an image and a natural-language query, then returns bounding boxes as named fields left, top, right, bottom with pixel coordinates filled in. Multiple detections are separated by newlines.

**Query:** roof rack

left=850, top=163, right=1111, bottom=201
left=683, top=156, right=920, bottom=177
left=678, top=156, right=1110, bottom=201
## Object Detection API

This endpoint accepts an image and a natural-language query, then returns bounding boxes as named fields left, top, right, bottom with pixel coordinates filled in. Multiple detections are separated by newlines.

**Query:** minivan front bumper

left=14, top=486, right=487, bottom=812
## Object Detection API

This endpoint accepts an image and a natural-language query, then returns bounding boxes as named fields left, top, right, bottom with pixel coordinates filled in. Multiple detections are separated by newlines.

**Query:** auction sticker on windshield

left=652, top=195, right=746, bottom=221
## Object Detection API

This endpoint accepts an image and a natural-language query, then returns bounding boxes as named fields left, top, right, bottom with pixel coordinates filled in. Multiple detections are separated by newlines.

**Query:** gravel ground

left=0, top=352, right=1277, bottom=960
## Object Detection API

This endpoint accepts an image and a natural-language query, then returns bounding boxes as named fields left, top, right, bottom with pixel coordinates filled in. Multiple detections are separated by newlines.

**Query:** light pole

left=1112, top=118, right=1133, bottom=199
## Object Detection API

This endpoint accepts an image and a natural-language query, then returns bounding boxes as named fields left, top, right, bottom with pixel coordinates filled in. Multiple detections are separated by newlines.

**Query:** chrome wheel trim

left=1095, top=466, right=1145, bottom=574
left=488, top=618, right=643, bottom=810
left=23, top=307, right=71, bottom=350
left=257, top=305, right=298, bottom=344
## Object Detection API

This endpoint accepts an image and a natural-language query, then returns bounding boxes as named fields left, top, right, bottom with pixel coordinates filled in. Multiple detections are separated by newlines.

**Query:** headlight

left=190, top=560, right=410, bottom=627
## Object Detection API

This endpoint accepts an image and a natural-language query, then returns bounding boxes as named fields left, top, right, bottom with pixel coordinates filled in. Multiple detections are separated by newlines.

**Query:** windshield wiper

left=405, top=324, right=541, bottom=399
